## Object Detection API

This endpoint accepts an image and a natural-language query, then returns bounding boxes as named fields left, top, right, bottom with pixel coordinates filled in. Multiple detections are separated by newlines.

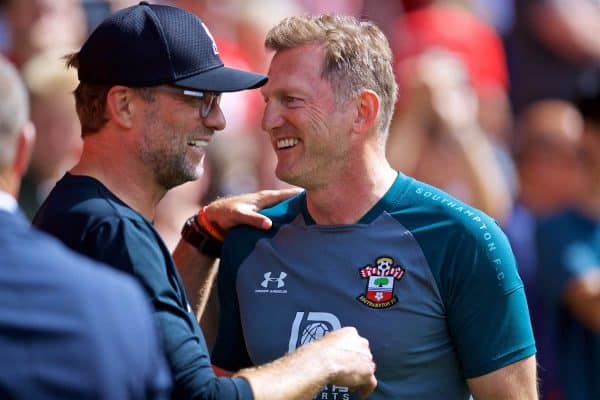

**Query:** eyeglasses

left=155, top=85, right=221, bottom=118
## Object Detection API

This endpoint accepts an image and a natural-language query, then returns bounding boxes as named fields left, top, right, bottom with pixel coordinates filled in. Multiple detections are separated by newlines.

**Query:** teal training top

left=213, top=173, right=535, bottom=399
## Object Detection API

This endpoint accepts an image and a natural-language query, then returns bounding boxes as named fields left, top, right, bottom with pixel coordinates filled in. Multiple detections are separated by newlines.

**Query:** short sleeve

left=441, top=224, right=536, bottom=377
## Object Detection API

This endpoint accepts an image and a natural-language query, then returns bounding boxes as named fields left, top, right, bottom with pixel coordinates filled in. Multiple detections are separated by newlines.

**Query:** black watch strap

left=181, top=216, right=223, bottom=258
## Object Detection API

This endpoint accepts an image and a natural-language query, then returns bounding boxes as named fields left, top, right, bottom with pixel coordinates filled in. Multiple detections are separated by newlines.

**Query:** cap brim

left=174, top=65, right=267, bottom=93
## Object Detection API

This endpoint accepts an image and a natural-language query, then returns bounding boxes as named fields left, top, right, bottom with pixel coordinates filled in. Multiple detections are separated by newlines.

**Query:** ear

left=353, top=89, right=380, bottom=134
left=13, top=121, right=36, bottom=178
left=105, top=86, right=136, bottom=129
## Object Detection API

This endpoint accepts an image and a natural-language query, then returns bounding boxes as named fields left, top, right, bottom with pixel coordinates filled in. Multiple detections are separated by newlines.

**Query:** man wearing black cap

left=33, top=2, right=377, bottom=400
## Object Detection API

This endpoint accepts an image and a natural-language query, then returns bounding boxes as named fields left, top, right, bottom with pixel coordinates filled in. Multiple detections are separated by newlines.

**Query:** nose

left=202, top=103, right=226, bottom=131
left=261, top=100, right=284, bottom=133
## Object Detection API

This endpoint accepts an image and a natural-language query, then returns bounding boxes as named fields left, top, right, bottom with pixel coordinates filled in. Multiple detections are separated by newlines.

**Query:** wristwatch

left=180, top=216, right=223, bottom=258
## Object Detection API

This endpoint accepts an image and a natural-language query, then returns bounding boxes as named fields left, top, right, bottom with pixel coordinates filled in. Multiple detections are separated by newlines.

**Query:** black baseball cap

left=76, top=1, right=267, bottom=92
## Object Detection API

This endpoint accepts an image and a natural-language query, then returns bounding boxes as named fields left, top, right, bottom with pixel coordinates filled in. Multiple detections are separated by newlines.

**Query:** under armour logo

left=261, top=272, right=287, bottom=288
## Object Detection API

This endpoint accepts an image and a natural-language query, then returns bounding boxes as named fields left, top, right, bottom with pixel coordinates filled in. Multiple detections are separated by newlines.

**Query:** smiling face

left=137, top=87, right=225, bottom=190
left=261, top=45, right=356, bottom=190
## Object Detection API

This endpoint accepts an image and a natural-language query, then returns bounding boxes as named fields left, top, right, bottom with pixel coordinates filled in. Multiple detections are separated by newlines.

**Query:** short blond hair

left=265, top=14, right=398, bottom=139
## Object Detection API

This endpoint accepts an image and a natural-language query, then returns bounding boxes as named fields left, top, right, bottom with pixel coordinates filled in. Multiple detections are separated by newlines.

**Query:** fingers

left=204, top=188, right=303, bottom=231
left=314, top=327, right=377, bottom=395
left=324, top=327, right=371, bottom=355
left=357, top=375, right=378, bottom=399
left=254, top=188, right=303, bottom=208
left=233, top=212, right=272, bottom=230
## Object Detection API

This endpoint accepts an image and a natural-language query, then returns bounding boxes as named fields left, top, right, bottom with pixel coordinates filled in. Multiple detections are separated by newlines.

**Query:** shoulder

left=260, top=191, right=305, bottom=224
left=35, top=174, right=143, bottom=230
left=222, top=193, right=304, bottom=270
left=5, top=219, right=144, bottom=300
left=226, top=192, right=304, bottom=245
left=0, top=221, right=169, bottom=398
left=393, top=178, right=506, bottom=247
left=391, top=178, right=518, bottom=292
left=34, top=175, right=159, bottom=259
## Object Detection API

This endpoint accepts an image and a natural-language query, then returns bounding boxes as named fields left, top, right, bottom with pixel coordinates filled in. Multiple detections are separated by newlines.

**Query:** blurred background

left=2, top=1, right=599, bottom=399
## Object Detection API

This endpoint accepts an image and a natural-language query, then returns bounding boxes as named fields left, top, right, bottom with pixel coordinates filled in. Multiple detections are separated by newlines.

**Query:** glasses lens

left=201, top=92, right=221, bottom=118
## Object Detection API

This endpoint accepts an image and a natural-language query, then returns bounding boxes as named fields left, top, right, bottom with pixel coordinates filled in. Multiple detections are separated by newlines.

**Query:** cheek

left=303, top=104, right=336, bottom=134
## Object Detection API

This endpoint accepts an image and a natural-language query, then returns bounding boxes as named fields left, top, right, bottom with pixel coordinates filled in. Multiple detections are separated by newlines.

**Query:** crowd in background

left=1, top=0, right=599, bottom=399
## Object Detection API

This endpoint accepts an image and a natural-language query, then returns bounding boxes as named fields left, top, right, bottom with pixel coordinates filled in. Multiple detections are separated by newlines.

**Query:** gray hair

left=0, top=56, right=29, bottom=169
left=265, top=14, right=398, bottom=141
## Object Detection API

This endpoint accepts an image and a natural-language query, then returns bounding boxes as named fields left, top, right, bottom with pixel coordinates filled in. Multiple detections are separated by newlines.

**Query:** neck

left=0, top=171, right=19, bottom=198
left=71, top=135, right=166, bottom=221
left=306, top=148, right=397, bottom=225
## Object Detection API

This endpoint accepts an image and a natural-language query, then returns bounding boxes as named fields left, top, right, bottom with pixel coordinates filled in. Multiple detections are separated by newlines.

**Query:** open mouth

left=276, top=138, right=299, bottom=150
left=187, top=140, right=209, bottom=148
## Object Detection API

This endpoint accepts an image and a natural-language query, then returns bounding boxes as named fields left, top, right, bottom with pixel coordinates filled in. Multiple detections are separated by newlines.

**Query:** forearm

left=467, top=356, right=538, bottom=400
left=235, top=327, right=376, bottom=400
left=235, top=344, right=330, bottom=400
left=172, top=239, right=218, bottom=317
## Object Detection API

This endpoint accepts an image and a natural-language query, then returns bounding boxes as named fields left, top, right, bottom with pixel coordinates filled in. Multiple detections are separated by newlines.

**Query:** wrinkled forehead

left=262, top=45, right=328, bottom=95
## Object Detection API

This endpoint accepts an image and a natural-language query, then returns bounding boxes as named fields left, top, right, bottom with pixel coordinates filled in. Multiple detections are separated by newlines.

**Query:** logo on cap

left=201, top=23, right=219, bottom=55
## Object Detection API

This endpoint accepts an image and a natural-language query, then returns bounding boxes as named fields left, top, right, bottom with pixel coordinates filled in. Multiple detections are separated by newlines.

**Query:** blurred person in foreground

left=0, top=54, right=170, bottom=399
left=536, top=93, right=600, bottom=400
left=211, top=14, right=537, bottom=400
left=32, top=3, right=377, bottom=400
left=505, top=99, right=586, bottom=400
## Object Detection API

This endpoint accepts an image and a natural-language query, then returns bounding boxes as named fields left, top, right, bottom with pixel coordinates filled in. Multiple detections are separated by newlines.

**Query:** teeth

left=277, top=138, right=299, bottom=149
left=188, top=140, right=209, bottom=148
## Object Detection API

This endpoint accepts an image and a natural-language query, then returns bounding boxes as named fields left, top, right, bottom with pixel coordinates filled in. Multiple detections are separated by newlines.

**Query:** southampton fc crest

left=357, top=256, right=405, bottom=309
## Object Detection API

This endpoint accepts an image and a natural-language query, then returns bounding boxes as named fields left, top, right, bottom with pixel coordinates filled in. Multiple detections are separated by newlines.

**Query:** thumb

left=236, top=211, right=273, bottom=231
left=357, top=376, right=377, bottom=399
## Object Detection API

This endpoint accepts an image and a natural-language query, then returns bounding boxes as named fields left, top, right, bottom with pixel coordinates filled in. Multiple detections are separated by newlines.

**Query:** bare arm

left=235, top=327, right=377, bottom=400
left=173, top=188, right=302, bottom=316
left=172, top=240, right=218, bottom=316
left=467, top=356, right=538, bottom=400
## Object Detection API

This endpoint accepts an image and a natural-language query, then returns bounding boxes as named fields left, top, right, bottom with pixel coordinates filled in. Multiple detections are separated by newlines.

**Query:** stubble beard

left=276, top=143, right=336, bottom=191
left=139, top=116, right=202, bottom=191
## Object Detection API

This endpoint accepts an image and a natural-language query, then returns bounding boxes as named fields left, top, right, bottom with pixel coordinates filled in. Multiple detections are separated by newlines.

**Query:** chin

left=276, top=172, right=303, bottom=188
